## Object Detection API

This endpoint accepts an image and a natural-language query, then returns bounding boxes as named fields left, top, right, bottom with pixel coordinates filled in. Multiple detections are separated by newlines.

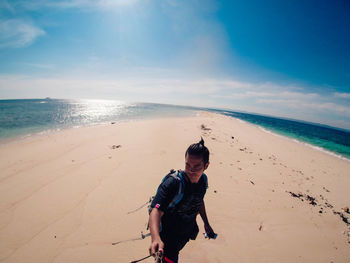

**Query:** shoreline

left=256, top=123, right=350, bottom=163
left=219, top=114, right=350, bottom=162
left=0, top=112, right=201, bottom=147
left=2, top=111, right=350, bottom=163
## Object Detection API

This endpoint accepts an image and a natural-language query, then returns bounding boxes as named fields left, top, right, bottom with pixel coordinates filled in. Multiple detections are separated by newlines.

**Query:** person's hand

left=204, top=223, right=216, bottom=239
left=149, top=238, right=164, bottom=257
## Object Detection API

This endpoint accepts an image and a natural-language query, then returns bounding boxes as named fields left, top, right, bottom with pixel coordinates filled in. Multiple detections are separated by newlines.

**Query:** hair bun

left=186, top=137, right=210, bottom=164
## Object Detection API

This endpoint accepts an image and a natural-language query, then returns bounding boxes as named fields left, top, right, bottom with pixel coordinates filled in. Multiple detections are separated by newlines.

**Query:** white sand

left=0, top=112, right=349, bottom=262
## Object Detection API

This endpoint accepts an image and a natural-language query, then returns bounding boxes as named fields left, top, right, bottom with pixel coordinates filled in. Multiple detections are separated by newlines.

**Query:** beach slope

left=0, top=112, right=349, bottom=262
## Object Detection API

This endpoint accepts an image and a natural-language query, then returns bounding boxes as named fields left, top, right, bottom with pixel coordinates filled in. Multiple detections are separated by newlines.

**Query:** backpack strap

left=149, top=169, right=185, bottom=213
left=202, top=173, right=208, bottom=193
left=168, top=170, right=185, bottom=208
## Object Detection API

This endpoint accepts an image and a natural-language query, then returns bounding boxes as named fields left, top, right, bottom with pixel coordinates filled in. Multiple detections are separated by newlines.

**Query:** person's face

left=185, top=154, right=209, bottom=183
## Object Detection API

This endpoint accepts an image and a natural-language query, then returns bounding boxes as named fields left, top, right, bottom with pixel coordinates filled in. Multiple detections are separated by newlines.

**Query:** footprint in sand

left=111, top=145, right=121, bottom=149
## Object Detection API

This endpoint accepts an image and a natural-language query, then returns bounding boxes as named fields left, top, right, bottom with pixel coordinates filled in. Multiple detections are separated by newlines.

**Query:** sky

left=0, top=0, right=349, bottom=130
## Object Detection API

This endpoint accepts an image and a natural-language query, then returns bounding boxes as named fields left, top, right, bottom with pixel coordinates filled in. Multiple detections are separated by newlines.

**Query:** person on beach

left=148, top=138, right=216, bottom=262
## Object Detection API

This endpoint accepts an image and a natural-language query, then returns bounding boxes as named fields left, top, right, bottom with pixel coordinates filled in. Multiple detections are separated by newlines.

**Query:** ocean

left=0, top=99, right=198, bottom=141
left=1, top=99, right=350, bottom=160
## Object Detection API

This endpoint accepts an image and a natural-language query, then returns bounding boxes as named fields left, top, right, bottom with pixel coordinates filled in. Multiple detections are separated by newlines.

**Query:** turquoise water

left=1, top=99, right=350, bottom=160
left=208, top=109, right=350, bottom=160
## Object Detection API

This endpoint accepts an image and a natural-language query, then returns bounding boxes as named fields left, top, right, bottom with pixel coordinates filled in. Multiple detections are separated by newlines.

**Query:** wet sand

left=0, top=112, right=349, bottom=262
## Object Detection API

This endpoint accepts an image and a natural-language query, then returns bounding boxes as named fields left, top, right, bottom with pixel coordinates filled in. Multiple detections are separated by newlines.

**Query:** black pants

left=160, top=231, right=190, bottom=262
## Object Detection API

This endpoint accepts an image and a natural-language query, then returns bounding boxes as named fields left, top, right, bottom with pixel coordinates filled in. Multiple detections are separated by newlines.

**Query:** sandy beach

left=0, top=112, right=349, bottom=263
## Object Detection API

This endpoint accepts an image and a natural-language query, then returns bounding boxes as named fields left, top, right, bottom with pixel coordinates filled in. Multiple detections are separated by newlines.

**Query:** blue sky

left=0, top=0, right=349, bottom=129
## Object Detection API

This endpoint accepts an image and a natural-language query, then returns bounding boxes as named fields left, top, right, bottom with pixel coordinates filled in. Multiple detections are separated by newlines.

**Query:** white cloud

left=334, top=92, right=350, bottom=99
left=211, top=84, right=320, bottom=101
left=279, top=91, right=319, bottom=99
left=257, top=99, right=350, bottom=116
left=9, top=0, right=140, bottom=11
left=1, top=74, right=350, bottom=129
left=0, top=19, right=45, bottom=48
left=0, top=74, right=335, bottom=106
left=257, top=98, right=299, bottom=106
left=0, top=75, right=217, bottom=98
left=218, top=91, right=276, bottom=99
left=311, top=102, right=350, bottom=115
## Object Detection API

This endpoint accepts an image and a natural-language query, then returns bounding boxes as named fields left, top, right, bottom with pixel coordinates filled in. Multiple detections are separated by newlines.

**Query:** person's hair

left=185, top=137, right=210, bottom=164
